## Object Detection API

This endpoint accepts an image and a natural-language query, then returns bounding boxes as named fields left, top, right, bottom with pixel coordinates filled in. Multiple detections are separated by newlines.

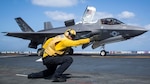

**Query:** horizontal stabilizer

left=15, top=17, right=34, bottom=32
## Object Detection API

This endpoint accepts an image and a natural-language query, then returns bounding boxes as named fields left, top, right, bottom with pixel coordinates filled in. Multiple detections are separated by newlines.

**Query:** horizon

left=1, top=0, right=150, bottom=52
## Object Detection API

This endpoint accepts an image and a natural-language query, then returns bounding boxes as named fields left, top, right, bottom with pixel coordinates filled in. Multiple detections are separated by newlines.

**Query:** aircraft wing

left=4, top=29, right=92, bottom=49
left=5, top=32, right=60, bottom=40
left=4, top=32, right=63, bottom=49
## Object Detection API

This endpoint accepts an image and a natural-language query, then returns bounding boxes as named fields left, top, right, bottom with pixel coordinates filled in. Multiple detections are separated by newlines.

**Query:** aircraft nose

left=123, top=27, right=148, bottom=39
left=134, top=28, right=148, bottom=36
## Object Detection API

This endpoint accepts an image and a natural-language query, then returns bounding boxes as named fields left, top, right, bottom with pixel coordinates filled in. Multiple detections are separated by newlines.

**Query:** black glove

left=90, top=35, right=99, bottom=42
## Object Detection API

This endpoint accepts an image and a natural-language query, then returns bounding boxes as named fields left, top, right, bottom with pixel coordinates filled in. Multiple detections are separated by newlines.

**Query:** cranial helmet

left=64, top=28, right=76, bottom=39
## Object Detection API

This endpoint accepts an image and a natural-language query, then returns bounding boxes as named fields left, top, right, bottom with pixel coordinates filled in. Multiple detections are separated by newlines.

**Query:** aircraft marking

left=110, top=31, right=120, bottom=36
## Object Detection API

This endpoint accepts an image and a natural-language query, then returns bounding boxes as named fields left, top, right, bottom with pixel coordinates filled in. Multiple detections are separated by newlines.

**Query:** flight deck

left=0, top=54, right=150, bottom=84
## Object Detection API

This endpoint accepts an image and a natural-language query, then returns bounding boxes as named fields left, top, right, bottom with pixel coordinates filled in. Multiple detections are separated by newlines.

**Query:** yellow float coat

left=42, top=34, right=90, bottom=58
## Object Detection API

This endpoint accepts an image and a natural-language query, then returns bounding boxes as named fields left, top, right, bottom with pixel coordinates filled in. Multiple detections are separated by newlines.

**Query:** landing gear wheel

left=65, top=47, right=74, bottom=55
left=68, top=48, right=74, bottom=55
left=100, top=50, right=107, bottom=56
left=37, top=48, right=44, bottom=56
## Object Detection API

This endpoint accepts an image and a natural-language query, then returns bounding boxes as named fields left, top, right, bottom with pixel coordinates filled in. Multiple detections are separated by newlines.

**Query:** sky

left=0, top=0, right=150, bottom=52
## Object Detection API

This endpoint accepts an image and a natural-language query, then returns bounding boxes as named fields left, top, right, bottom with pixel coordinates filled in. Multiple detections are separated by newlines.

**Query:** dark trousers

left=28, top=56, right=73, bottom=78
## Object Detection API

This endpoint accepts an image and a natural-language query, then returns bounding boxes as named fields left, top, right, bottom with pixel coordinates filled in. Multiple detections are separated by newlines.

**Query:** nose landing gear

left=99, top=45, right=108, bottom=56
left=100, top=50, right=107, bottom=56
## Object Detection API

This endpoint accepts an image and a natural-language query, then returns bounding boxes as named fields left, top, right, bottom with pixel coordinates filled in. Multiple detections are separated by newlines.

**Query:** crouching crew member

left=28, top=28, right=97, bottom=82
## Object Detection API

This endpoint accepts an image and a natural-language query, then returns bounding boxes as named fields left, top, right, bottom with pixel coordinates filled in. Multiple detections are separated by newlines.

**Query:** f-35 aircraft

left=4, top=6, right=148, bottom=56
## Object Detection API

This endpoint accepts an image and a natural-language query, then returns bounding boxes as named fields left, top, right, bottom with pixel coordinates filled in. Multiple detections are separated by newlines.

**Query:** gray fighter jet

left=4, top=6, right=148, bottom=56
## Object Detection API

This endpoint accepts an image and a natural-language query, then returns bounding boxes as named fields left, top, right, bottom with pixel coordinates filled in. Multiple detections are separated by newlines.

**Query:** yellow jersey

left=42, top=34, right=90, bottom=58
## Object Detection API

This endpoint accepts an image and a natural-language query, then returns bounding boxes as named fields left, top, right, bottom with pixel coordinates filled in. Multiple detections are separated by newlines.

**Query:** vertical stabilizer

left=82, top=6, right=96, bottom=23
left=44, top=22, right=53, bottom=30
left=15, top=17, right=34, bottom=32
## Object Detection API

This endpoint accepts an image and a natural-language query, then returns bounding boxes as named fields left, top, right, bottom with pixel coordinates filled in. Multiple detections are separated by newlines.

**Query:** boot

left=52, top=76, right=66, bottom=82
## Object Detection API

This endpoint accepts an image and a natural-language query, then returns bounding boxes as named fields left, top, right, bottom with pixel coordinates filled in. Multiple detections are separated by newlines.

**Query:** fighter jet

left=4, top=6, right=148, bottom=56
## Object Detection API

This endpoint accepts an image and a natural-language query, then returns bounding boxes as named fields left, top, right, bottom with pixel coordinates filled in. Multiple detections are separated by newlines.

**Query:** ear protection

left=64, top=29, right=76, bottom=39
left=67, top=29, right=72, bottom=36
left=65, top=29, right=71, bottom=36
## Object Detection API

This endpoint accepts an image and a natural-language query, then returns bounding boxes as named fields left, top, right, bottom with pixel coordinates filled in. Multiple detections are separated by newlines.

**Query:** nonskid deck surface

left=0, top=54, right=150, bottom=84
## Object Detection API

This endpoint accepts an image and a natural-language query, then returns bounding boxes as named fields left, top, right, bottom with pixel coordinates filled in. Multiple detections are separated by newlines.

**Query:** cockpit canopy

left=101, top=18, right=124, bottom=25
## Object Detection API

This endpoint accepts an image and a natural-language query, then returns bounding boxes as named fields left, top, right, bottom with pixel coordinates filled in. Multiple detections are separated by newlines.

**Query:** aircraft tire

left=100, top=50, right=107, bottom=56
left=37, top=48, right=44, bottom=56
left=68, top=47, right=74, bottom=55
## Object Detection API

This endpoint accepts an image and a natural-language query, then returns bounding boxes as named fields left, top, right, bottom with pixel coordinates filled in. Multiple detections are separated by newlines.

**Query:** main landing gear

left=37, top=48, right=44, bottom=56
left=65, top=47, right=74, bottom=55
